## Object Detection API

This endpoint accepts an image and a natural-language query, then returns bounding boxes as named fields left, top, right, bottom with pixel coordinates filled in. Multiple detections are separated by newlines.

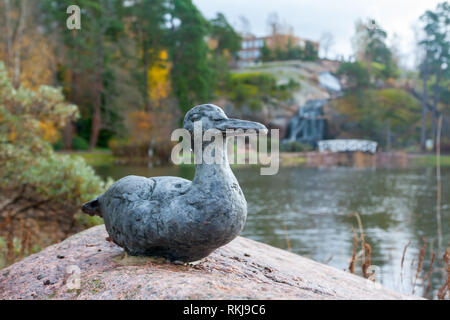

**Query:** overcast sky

left=193, top=0, right=443, bottom=69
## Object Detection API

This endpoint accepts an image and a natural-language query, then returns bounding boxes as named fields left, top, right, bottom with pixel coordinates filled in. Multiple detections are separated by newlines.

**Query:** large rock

left=0, top=225, right=418, bottom=300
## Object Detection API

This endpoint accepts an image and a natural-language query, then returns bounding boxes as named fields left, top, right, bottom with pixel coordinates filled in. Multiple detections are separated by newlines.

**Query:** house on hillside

left=237, top=33, right=319, bottom=67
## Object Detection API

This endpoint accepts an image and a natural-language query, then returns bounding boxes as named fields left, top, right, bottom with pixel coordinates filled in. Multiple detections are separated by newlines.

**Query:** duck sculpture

left=82, top=104, right=267, bottom=262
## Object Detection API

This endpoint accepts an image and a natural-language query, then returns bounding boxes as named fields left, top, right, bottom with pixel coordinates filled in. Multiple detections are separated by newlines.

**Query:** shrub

left=225, top=72, right=299, bottom=110
left=328, top=88, right=421, bottom=148
left=0, top=61, right=109, bottom=266
left=0, top=61, right=107, bottom=205
left=72, top=136, right=90, bottom=151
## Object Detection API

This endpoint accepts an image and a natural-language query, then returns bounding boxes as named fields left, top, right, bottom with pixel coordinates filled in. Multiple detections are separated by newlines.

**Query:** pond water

left=93, top=164, right=449, bottom=298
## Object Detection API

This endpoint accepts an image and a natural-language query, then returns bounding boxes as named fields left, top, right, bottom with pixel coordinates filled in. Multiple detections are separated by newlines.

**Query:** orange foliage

left=126, top=110, right=174, bottom=145
left=8, top=127, right=17, bottom=143
left=17, top=33, right=55, bottom=89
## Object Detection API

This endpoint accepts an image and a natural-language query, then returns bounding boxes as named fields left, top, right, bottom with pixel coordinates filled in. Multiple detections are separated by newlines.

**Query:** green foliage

left=352, top=19, right=397, bottom=80
left=337, top=61, right=371, bottom=89
left=281, top=141, right=313, bottom=152
left=166, top=0, right=213, bottom=113
left=414, top=154, right=450, bottom=167
left=419, top=2, right=449, bottom=76
left=128, top=0, right=167, bottom=109
left=209, top=13, right=241, bottom=57
left=261, top=40, right=318, bottom=62
left=66, top=151, right=115, bottom=167
left=72, top=136, right=90, bottom=151
left=260, top=42, right=273, bottom=62
left=224, top=72, right=299, bottom=110
left=0, top=61, right=108, bottom=206
left=303, top=41, right=319, bottom=61
left=39, top=1, right=242, bottom=148
left=418, top=2, right=449, bottom=116
left=41, top=0, right=135, bottom=148
left=331, top=88, right=422, bottom=147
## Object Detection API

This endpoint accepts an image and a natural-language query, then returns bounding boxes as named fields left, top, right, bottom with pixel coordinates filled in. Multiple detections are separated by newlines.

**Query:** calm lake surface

left=93, top=164, right=449, bottom=298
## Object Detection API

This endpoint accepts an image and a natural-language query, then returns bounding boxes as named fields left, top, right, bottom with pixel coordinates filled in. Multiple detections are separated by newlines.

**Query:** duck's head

left=183, top=104, right=267, bottom=135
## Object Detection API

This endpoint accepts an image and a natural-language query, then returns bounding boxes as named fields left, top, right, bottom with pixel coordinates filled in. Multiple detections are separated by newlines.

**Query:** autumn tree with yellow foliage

left=0, top=0, right=56, bottom=89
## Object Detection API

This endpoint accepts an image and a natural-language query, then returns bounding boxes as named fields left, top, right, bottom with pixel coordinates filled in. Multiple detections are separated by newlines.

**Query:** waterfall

left=284, top=99, right=328, bottom=146
left=284, top=72, right=342, bottom=147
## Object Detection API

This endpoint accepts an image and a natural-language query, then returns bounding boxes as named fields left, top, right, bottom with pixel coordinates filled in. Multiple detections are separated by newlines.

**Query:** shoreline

left=59, top=150, right=450, bottom=169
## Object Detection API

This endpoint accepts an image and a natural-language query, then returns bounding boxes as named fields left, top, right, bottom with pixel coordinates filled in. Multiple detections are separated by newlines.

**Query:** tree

left=209, top=13, right=241, bottom=58
left=0, top=61, right=106, bottom=209
left=166, top=0, right=213, bottom=113
left=1, top=0, right=27, bottom=86
left=352, top=19, right=396, bottom=80
left=304, top=41, right=318, bottom=61
left=337, top=61, right=371, bottom=90
left=128, top=0, right=167, bottom=111
left=418, top=2, right=449, bottom=149
left=42, top=0, right=128, bottom=148
left=261, top=42, right=273, bottom=62
left=328, top=88, right=422, bottom=148
left=0, top=61, right=108, bottom=260
left=0, top=0, right=56, bottom=88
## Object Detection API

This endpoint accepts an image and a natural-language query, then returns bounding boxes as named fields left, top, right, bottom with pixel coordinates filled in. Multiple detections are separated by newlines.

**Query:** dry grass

left=349, top=227, right=358, bottom=274
left=425, top=252, right=436, bottom=298
left=437, top=248, right=449, bottom=300
left=400, top=240, right=411, bottom=284
left=348, top=213, right=374, bottom=280
left=412, top=238, right=427, bottom=295
left=283, top=223, right=291, bottom=252
left=362, top=243, right=372, bottom=279
left=1, top=217, right=35, bottom=268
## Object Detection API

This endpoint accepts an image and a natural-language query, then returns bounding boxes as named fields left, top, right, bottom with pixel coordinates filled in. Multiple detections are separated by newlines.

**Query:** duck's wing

left=149, top=176, right=191, bottom=202
left=102, top=175, right=156, bottom=202
left=99, top=175, right=191, bottom=215
left=98, top=175, right=191, bottom=252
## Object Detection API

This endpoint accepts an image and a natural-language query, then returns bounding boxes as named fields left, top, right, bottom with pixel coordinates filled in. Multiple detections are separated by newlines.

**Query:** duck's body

left=82, top=104, right=265, bottom=262
left=96, top=161, right=246, bottom=262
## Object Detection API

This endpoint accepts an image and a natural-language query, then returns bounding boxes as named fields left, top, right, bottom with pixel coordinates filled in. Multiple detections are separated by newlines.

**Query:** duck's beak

left=217, top=118, right=268, bottom=134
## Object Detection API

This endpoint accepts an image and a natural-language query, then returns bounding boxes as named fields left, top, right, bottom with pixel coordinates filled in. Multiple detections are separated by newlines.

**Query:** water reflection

left=94, top=164, right=448, bottom=298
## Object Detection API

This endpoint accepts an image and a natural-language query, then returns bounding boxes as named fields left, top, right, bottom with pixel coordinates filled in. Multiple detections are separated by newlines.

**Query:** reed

left=437, top=248, right=449, bottom=300
left=424, top=252, right=436, bottom=298
left=412, top=238, right=426, bottom=295
left=349, top=227, right=358, bottom=274
left=283, top=223, right=291, bottom=252
left=362, top=243, right=372, bottom=279
left=400, top=240, right=411, bottom=284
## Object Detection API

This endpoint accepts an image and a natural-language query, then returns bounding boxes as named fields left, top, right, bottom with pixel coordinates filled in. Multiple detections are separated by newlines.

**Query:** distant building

left=237, top=34, right=319, bottom=67
left=237, top=35, right=265, bottom=67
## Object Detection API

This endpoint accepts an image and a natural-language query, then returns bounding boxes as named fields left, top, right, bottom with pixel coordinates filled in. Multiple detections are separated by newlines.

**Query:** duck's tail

left=81, top=198, right=102, bottom=217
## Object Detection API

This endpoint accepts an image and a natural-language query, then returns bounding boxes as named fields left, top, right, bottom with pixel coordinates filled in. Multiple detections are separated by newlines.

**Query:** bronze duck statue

left=82, top=104, right=267, bottom=262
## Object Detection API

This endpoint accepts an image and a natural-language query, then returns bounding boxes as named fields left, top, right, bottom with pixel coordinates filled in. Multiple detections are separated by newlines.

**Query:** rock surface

left=0, top=225, right=418, bottom=300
